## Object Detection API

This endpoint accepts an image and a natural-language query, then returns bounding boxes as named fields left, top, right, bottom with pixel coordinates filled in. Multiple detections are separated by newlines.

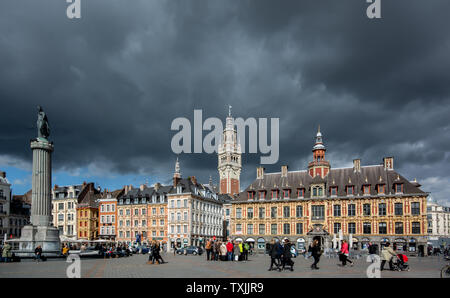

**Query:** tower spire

left=308, top=126, right=330, bottom=178
left=173, top=157, right=181, bottom=187
left=218, top=106, right=241, bottom=195
left=174, top=157, right=181, bottom=178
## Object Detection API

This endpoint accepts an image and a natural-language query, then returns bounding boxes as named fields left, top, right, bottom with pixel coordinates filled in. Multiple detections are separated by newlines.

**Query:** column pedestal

left=14, top=138, right=61, bottom=257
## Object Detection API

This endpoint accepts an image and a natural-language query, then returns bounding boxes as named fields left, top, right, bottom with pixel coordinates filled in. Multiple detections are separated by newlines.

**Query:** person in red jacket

left=340, top=240, right=354, bottom=267
left=226, top=240, right=234, bottom=261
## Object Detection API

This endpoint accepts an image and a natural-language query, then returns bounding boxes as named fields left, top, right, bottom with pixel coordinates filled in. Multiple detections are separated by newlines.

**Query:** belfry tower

left=308, top=125, right=330, bottom=178
left=218, top=106, right=241, bottom=195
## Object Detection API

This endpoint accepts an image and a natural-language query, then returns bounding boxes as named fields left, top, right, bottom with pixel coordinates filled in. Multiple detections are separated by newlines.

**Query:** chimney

left=154, top=183, right=161, bottom=191
left=383, top=157, right=394, bottom=170
left=257, top=166, right=265, bottom=179
left=0, top=171, right=5, bottom=178
left=281, top=165, right=288, bottom=178
left=353, top=159, right=361, bottom=172
left=140, top=184, right=145, bottom=191
left=54, top=184, right=58, bottom=190
left=190, top=176, right=197, bottom=185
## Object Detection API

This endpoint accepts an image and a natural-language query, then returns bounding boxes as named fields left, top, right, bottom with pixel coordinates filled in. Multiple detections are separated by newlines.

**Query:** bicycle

left=440, top=255, right=450, bottom=278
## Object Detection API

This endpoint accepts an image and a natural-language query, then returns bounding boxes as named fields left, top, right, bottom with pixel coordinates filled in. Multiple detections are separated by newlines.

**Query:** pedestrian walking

left=380, top=242, right=396, bottom=271
left=268, top=239, right=281, bottom=271
left=339, top=240, right=354, bottom=267
left=282, top=239, right=294, bottom=271
left=309, top=239, right=322, bottom=270
left=368, top=242, right=377, bottom=263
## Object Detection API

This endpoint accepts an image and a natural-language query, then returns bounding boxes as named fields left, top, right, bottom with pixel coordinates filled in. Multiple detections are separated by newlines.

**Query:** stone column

left=30, top=139, right=54, bottom=227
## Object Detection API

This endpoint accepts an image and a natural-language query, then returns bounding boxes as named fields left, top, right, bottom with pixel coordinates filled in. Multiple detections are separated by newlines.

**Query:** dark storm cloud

left=0, top=0, right=449, bottom=204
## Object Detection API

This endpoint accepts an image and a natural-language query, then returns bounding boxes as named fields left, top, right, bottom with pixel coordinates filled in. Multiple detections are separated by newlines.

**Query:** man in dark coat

left=268, top=239, right=282, bottom=271
left=282, top=239, right=294, bottom=271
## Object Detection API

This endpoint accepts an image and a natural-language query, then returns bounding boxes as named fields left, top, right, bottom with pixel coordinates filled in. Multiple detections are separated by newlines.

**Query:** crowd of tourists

left=204, top=238, right=251, bottom=262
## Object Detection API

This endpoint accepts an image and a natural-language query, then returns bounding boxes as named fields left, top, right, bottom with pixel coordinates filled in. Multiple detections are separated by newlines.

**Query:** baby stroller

left=392, top=254, right=410, bottom=271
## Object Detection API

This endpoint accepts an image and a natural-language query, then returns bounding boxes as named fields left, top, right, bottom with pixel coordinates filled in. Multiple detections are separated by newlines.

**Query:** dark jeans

left=269, top=257, right=280, bottom=270
left=341, top=254, right=353, bottom=266
left=311, top=255, right=320, bottom=268
left=380, top=259, right=393, bottom=271
left=206, top=249, right=211, bottom=260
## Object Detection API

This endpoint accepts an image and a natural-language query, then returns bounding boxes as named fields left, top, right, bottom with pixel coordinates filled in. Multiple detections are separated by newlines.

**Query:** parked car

left=176, top=246, right=203, bottom=255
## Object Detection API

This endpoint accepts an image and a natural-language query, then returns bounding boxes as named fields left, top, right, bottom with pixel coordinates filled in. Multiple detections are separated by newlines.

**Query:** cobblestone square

left=0, top=253, right=447, bottom=278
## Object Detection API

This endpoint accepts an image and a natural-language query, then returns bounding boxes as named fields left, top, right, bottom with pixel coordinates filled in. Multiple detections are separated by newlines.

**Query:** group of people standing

left=205, top=238, right=251, bottom=262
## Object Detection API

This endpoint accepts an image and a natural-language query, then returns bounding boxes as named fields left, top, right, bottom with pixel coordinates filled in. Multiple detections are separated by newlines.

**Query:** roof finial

left=318, top=124, right=320, bottom=133
left=228, top=105, right=232, bottom=117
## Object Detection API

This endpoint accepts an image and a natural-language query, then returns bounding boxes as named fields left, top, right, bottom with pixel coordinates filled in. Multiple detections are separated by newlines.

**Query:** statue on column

left=37, top=105, right=50, bottom=140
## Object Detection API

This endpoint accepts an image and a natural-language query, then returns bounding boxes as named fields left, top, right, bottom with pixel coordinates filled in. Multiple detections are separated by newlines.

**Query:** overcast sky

left=1, top=0, right=449, bottom=206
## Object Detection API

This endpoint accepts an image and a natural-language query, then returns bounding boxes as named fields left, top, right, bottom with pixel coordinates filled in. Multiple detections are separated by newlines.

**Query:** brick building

left=231, top=127, right=429, bottom=254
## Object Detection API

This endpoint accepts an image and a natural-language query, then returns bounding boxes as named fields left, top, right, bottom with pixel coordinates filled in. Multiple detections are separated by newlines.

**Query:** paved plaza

left=0, top=253, right=447, bottom=278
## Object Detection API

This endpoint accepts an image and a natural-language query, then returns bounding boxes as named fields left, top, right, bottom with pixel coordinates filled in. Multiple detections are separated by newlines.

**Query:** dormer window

left=297, top=188, right=305, bottom=198
left=247, top=191, right=255, bottom=200
left=363, top=185, right=371, bottom=195
left=330, top=187, right=337, bottom=196
left=258, top=191, right=266, bottom=200
left=282, top=189, right=291, bottom=199
left=377, top=184, right=385, bottom=195
left=312, top=186, right=324, bottom=197
left=271, top=190, right=279, bottom=199
left=394, top=183, right=403, bottom=193
left=346, top=186, right=354, bottom=196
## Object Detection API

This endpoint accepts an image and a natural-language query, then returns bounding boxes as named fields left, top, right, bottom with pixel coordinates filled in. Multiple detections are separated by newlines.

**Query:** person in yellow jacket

left=62, top=244, right=69, bottom=256
left=239, top=242, right=244, bottom=261
left=381, top=242, right=397, bottom=271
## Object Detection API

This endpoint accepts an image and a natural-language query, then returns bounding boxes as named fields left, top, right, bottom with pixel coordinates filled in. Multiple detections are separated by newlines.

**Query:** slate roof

left=235, top=165, right=427, bottom=202
left=77, top=183, right=101, bottom=208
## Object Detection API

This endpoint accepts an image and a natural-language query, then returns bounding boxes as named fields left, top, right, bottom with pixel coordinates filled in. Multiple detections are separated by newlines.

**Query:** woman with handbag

left=340, top=240, right=354, bottom=267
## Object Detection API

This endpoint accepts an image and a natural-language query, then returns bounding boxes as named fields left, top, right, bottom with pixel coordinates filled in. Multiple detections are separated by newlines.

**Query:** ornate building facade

left=218, top=108, right=241, bottom=195
left=116, top=183, right=170, bottom=246
left=52, top=183, right=84, bottom=241
left=98, top=188, right=123, bottom=241
left=426, top=198, right=450, bottom=246
left=231, top=128, right=428, bottom=254
left=0, top=171, right=12, bottom=240
left=76, top=183, right=100, bottom=241
left=168, top=159, right=226, bottom=251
